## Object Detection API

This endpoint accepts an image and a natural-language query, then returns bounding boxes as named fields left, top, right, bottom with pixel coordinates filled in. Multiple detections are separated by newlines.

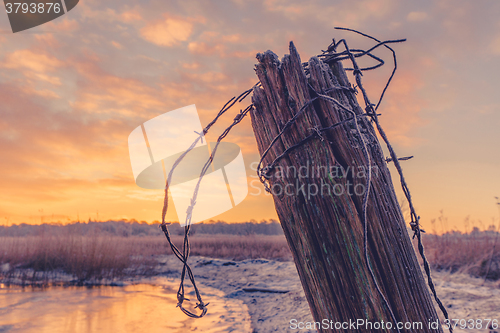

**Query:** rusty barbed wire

left=160, top=84, right=257, bottom=318
left=254, top=28, right=452, bottom=332
left=333, top=27, right=451, bottom=332
left=160, top=29, right=451, bottom=329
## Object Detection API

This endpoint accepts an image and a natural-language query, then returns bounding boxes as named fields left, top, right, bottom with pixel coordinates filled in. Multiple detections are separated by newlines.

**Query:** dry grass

left=0, top=235, right=134, bottom=281
left=1, top=228, right=499, bottom=283
left=0, top=233, right=291, bottom=282
left=416, top=230, right=500, bottom=280
left=171, top=234, right=292, bottom=261
left=113, top=234, right=292, bottom=261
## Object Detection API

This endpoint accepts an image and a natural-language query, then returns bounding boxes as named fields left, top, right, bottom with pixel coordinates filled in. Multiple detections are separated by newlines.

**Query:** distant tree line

left=0, top=219, right=285, bottom=237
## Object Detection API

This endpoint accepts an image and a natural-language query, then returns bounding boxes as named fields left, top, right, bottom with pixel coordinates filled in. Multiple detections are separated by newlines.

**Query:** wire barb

left=385, top=155, right=414, bottom=163
left=333, top=27, right=452, bottom=331
left=254, top=28, right=451, bottom=332
left=159, top=29, right=450, bottom=329
left=160, top=83, right=258, bottom=319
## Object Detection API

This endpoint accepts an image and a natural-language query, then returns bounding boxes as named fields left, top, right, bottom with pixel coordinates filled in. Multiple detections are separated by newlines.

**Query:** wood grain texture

left=250, top=42, right=442, bottom=332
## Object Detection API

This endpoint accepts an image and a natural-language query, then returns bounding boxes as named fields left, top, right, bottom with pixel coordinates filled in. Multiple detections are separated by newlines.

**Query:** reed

left=1, top=225, right=499, bottom=282
left=417, top=229, right=500, bottom=280
left=0, top=234, right=291, bottom=282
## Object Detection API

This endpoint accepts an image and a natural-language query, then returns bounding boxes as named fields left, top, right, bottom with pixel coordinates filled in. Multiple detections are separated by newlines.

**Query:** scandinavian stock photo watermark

left=128, top=105, right=381, bottom=223
left=128, top=105, right=248, bottom=226
left=290, top=318, right=433, bottom=331
left=249, top=161, right=380, bottom=199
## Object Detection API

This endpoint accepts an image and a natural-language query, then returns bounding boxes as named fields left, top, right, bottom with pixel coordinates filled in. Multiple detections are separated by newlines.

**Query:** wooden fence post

left=249, top=42, right=442, bottom=332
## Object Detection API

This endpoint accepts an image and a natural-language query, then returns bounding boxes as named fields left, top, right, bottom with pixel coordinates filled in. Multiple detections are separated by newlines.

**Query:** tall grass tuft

left=0, top=235, right=134, bottom=281
left=417, top=228, right=500, bottom=280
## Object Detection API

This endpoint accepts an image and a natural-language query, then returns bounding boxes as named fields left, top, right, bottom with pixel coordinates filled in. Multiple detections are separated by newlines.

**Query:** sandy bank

left=155, top=255, right=500, bottom=333
left=2, top=255, right=499, bottom=332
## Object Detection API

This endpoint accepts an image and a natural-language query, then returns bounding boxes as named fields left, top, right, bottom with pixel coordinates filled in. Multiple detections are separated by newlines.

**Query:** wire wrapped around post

left=253, top=29, right=452, bottom=332
left=159, top=30, right=451, bottom=330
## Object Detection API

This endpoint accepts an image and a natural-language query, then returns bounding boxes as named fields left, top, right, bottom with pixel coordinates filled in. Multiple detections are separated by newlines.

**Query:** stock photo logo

left=128, top=105, right=248, bottom=226
left=3, top=0, right=79, bottom=33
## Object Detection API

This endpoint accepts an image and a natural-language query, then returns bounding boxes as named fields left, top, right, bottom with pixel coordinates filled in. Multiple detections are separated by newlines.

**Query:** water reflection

left=0, top=280, right=251, bottom=332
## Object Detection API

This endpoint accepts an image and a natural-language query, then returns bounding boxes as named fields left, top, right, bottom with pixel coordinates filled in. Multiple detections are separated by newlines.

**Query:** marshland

left=1, top=219, right=499, bottom=283
left=1, top=219, right=500, bottom=332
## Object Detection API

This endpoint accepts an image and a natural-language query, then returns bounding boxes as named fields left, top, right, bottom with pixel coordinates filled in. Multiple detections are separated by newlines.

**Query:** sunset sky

left=0, top=0, right=499, bottom=233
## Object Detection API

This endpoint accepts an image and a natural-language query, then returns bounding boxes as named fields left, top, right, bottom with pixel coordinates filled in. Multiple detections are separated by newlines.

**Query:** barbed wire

left=160, top=85, right=256, bottom=318
left=255, top=28, right=451, bottom=332
left=333, top=27, right=451, bottom=331
left=160, top=29, right=451, bottom=330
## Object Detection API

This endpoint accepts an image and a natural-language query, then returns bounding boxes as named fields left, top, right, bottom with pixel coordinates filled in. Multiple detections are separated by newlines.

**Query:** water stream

left=0, top=279, right=251, bottom=333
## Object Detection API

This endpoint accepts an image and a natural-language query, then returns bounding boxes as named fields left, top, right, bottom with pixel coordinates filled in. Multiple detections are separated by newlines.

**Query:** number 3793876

left=5, top=3, right=61, bottom=14
left=443, top=319, right=498, bottom=330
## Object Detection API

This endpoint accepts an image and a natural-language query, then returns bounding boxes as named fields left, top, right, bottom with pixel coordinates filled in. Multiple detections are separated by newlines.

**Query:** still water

left=0, top=280, right=251, bottom=333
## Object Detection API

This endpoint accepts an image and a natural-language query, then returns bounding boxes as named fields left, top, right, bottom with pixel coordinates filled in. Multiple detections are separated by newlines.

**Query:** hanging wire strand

left=483, top=197, right=500, bottom=284
left=160, top=84, right=257, bottom=318
left=333, top=27, right=452, bottom=332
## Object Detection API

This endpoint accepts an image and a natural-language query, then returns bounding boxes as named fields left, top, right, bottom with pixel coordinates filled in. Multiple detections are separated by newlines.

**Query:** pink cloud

left=45, top=18, right=79, bottom=32
left=121, top=9, right=143, bottom=23
left=187, top=31, right=259, bottom=58
left=111, top=41, right=123, bottom=49
left=70, top=59, right=168, bottom=116
left=489, top=35, right=500, bottom=55
left=264, top=0, right=397, bottom=27
left=367, top=70, right=427, bottom=147
left=188, top=41, right=224, bottom=55
left=2, top=49, right=64, bottom=73
left=407, top=11, right=429, bottom=22
left=140, top=16, right=193, bottom=47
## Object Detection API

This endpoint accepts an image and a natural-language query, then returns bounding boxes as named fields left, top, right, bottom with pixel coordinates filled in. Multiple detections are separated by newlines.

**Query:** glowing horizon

left=0, top=0, right=499, bottom=233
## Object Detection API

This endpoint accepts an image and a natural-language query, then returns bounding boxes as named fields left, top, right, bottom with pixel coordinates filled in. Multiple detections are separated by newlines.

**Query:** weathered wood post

left=250, top=42, right=442, bottom=332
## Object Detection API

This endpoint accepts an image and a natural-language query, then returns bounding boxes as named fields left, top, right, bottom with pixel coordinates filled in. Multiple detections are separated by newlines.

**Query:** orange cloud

left=121, top=9, right=143, bottom=23
left=0, top=48, right=64, bottom=99
left=357, top=69, right=426, bottom=147
left=76, top=2, right=140, bottom=26
left=181, top=62, right=200, bottom=69
left=2, top=49, right=64, bottom=73
left=188, top=41, right=224, bottom=55
left=70, top=59, right=168, bottom=116
left=111, top=41, right=123, bottom=49
left=34, top=34, right=59, bottom=48
left=488, top=35, right=500, bottom=55
left=187, top=31, right=258, bottom=58
left=264, top=0, right=397, bottom=27
left=183, top=71, right=227, bottom=84
left=407, top=11, right=429, bottom=22
left=45, top=18, right=79, bottom=31
left=140, top=16, right=193, bottom=47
